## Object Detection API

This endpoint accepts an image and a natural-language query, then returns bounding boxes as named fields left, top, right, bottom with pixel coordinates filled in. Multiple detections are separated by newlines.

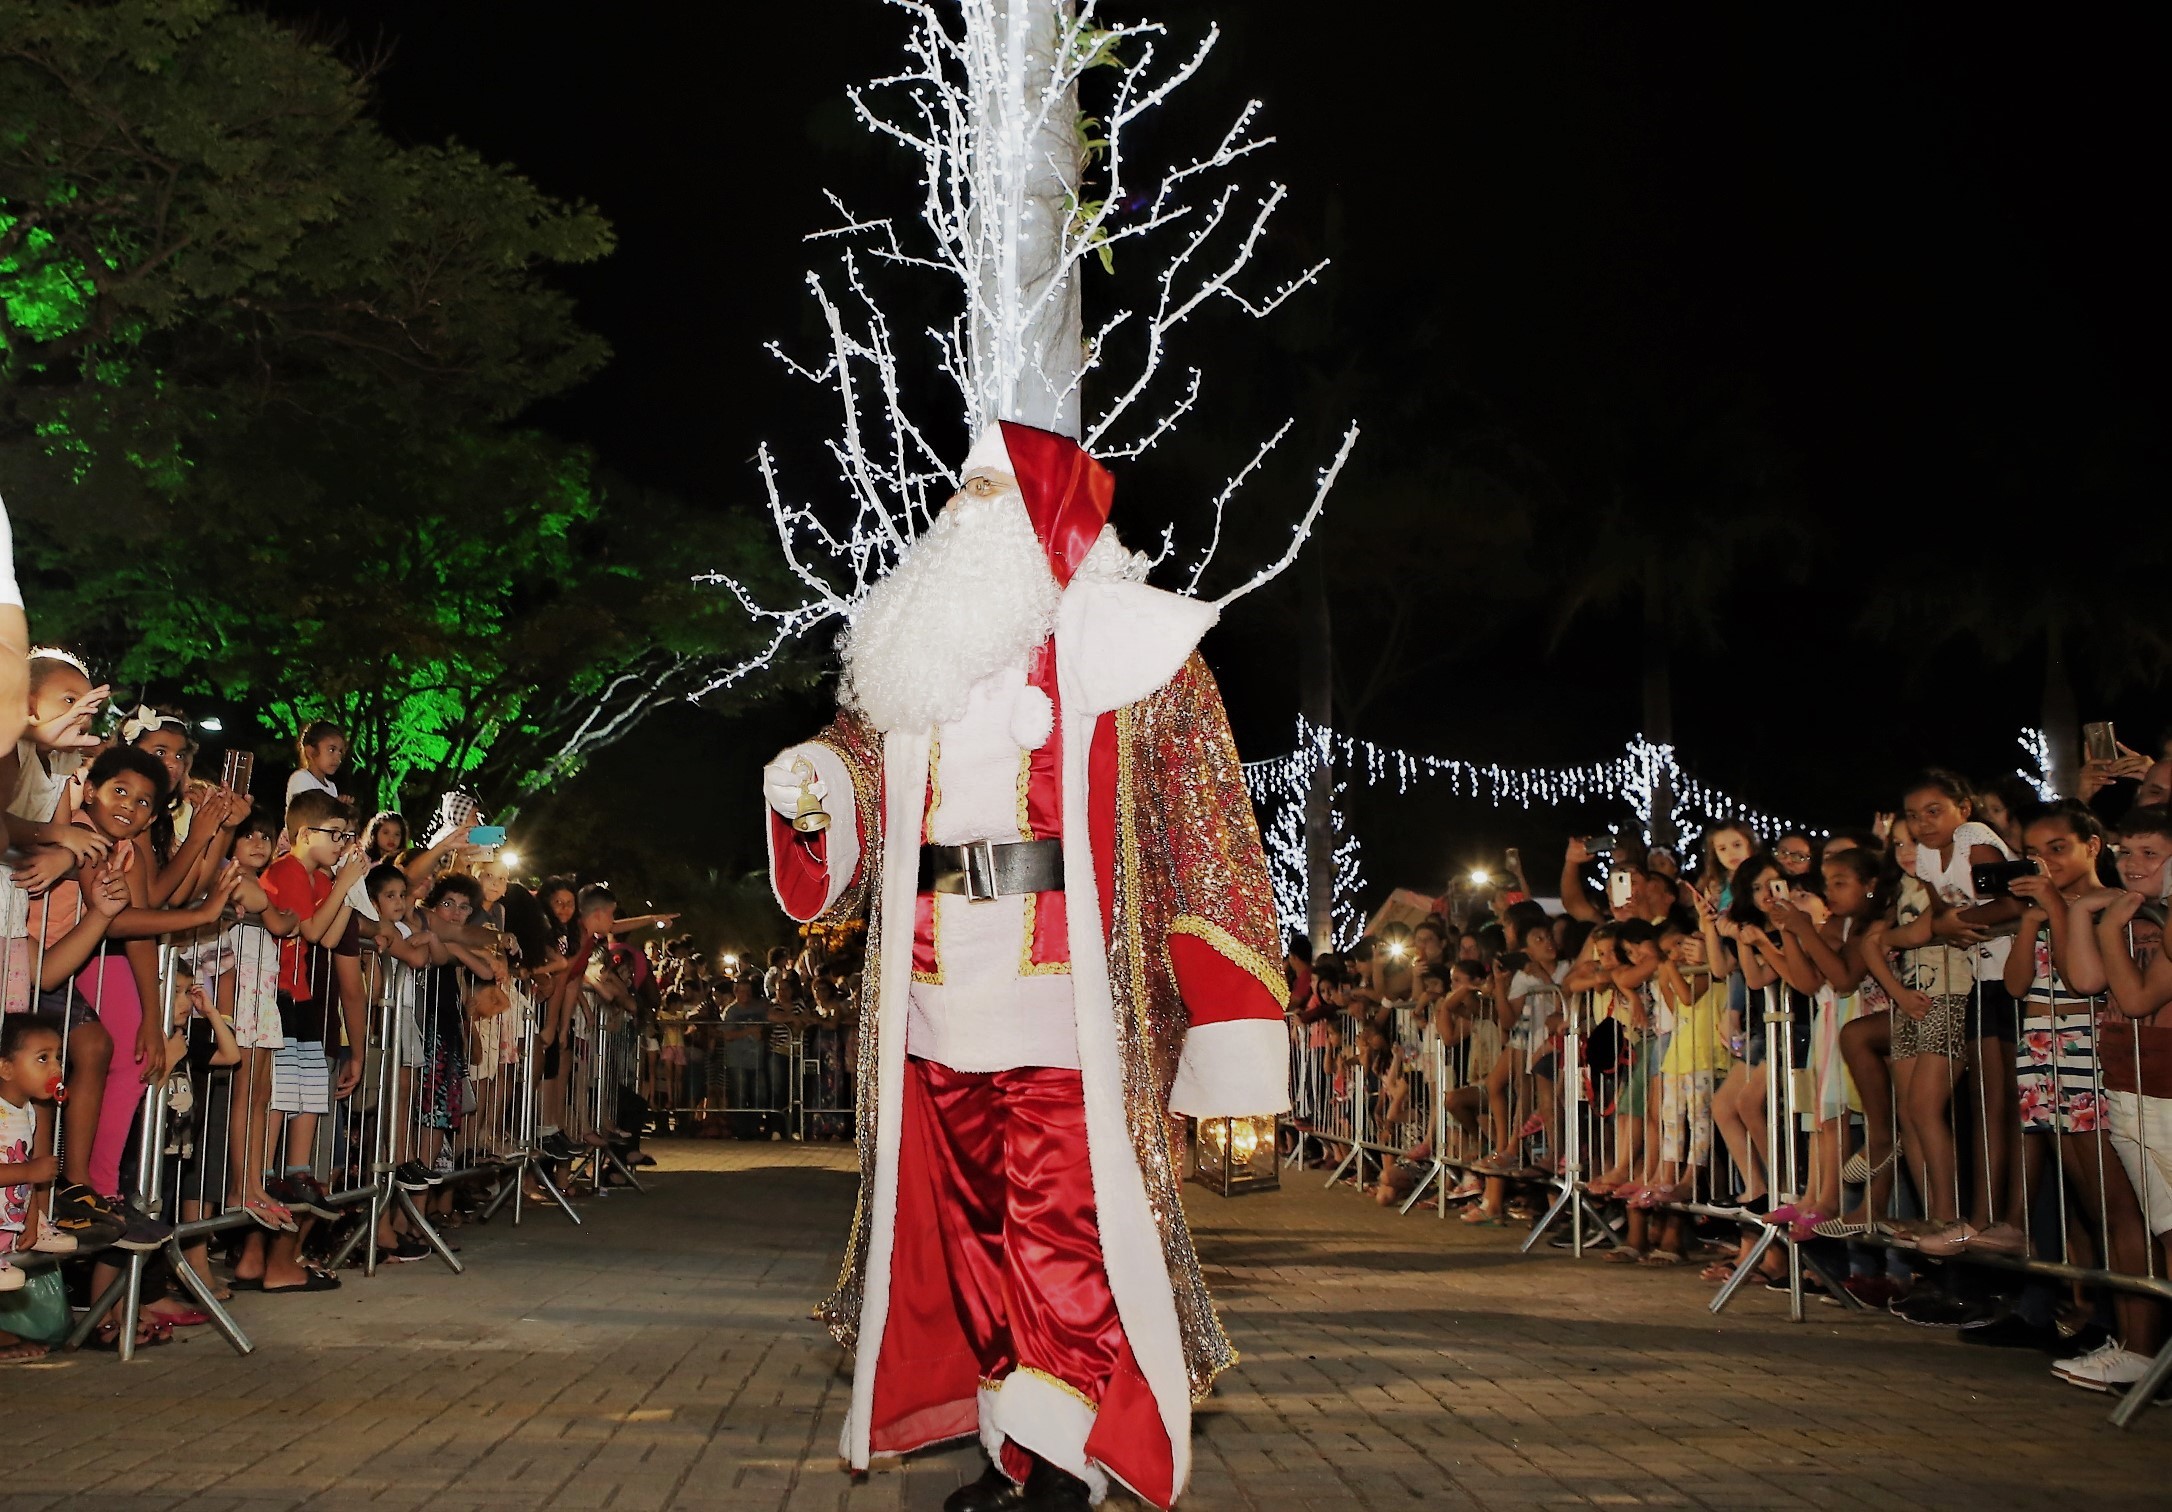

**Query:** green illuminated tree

left=1, top=1, right=773, bottom=809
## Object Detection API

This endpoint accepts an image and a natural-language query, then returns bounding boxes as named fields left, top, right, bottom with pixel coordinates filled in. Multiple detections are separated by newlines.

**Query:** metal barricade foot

left=394, top=1187, right=465, bottom=1274
left=2110, top=1343, right=2172, bottom=1428
left=530, top=1160, right=584, bottom=1225
left=1710, top=1223, right=1782, bottom=1315
left=159, top=1237, right=253, bottom=1355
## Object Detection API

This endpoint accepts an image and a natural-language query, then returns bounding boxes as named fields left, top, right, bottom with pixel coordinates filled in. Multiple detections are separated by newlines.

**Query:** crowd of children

left=1293, top=743, right=2172, bottom=1403
left=0, top=657, right=682, bottom=1361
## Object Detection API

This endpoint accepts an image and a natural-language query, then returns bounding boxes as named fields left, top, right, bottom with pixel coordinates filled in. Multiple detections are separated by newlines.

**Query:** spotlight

left=1468, top=868, right=1491, bottom=887
left=499, top=848, right=522, bottom=871
left=198, top=716, right=223, bottom=733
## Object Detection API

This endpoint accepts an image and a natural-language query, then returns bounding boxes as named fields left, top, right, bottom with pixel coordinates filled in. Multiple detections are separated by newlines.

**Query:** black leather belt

left=918, top=839, right=1064, bottom=900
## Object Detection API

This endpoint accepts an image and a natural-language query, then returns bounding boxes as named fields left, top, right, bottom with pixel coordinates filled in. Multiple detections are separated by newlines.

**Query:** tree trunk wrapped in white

left=696, top=0, right=1356, bottom=696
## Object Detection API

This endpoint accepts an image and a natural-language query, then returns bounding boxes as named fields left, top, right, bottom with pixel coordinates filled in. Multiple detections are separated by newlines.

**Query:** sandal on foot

left=1601, top=1247, right=1647, bottom=1264
left=90, top=1319, right=171, bottom=1351
left=1641, top=1249, right=1686, bottom=1266
left=261, top=1268, right=342, bottom=1294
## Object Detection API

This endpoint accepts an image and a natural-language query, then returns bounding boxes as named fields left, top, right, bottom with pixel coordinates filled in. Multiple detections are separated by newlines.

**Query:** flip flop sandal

left=0, top=1340, right=52, bottom=1365
left=261, top=1268, right=341, bottom=1294
left=149, top=1308, right=212, bottom=1328
left=1640, top=1250, right=1686, bottom=1266
left=90, top=1320, right=171, bottom=1351
left=1601, top=1248, right=1647, bottom=1264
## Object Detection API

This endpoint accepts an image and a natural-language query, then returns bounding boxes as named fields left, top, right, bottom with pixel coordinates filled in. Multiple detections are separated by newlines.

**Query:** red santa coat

left=770, top=575, right=1290, bottom=1507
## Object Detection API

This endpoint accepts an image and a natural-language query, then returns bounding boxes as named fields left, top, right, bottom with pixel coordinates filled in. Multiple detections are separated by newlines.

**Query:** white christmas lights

left=691, top=0, right=1355, bottom=695
left=1247, top=721, right=2068, bottom=941
left=2016, top=727, right=2057, bottom=802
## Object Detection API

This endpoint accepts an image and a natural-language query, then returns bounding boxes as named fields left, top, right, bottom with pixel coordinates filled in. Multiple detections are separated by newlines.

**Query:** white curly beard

left=840, top=492, right=1061, bottom=735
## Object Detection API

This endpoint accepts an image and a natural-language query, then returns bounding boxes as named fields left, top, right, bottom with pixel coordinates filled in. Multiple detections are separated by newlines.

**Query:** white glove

left=763, top=754, right=825, bottom=818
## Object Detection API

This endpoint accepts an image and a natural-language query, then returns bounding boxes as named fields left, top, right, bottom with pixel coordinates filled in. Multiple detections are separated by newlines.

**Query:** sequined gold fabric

left=813, top=656, right=1282, bottom=1406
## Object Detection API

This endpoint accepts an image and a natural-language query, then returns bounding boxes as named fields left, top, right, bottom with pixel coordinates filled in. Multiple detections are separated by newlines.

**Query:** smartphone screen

left=1607, top=868, right=1634, bottom=907
left=1766, top=877, right=1789, bottom=903
left=2084, top=721, right=2118, bottom=764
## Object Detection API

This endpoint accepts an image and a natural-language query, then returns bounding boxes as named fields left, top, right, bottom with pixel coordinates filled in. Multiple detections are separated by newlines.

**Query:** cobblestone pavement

left=10, top=1140, right=2165, bottom=1511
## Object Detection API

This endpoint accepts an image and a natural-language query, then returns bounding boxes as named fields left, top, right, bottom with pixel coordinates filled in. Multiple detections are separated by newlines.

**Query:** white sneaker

left=0, top=1261, right=24, bottom=1293
left=30, top=1215, right=77, bottom=1254
left=2053, top=1342, right=2156, bottom=1392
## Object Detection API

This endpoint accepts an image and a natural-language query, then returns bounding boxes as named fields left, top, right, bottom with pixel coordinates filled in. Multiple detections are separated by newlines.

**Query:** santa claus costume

left=764, top=421, right=1289, bottom=1510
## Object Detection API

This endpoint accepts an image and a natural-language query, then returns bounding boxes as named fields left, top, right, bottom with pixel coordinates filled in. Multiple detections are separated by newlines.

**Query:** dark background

left=276, top=1, right=2168, bottom=936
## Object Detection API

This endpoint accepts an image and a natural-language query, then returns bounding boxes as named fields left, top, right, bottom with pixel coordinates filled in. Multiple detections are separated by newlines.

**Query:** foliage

left=0, top=1, right=766, bottom=811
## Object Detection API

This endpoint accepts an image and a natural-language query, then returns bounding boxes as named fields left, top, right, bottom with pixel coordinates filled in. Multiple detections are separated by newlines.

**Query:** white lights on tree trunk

left=692, top=1, right=1355, bottom=697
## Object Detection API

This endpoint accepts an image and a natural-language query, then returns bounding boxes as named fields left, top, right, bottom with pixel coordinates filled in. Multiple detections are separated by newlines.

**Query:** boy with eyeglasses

left=236, top=789, right=367, bottom=1293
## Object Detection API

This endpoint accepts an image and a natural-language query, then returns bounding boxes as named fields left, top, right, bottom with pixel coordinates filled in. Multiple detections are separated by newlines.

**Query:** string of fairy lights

left=1245, top=718, right=2060, bottom=942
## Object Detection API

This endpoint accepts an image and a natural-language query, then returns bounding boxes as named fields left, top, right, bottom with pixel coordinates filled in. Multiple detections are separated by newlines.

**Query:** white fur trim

left=764, top=743, right=860, bottom=922
left=1168, top=1018, right=1294, bottom=1119
left=1054, top=580, right=1218, bottom=716
left=1055, top=681, right=1195, bottom=1500
left=977, top=1382, right=1010, bottom=1477
left=961, top=421, right=1014, bottom=481
left=1009, top=684, right=1055, bottom=750
left=993, top=1371, right=1109, bottom=1504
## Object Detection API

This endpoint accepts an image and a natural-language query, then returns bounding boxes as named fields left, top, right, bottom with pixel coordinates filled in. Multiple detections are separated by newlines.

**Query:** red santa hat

left=959, top=420, right=1114, bottom=589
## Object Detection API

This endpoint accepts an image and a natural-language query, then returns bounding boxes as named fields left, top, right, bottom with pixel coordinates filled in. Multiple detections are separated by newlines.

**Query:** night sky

left=282, top=2, right=2166, bottom=915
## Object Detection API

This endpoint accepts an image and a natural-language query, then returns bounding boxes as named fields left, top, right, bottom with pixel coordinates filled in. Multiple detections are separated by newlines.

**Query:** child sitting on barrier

left=1, top=1012, right=63, bottom=1320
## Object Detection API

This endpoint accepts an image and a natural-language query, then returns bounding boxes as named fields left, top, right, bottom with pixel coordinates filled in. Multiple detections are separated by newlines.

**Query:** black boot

left=1020, top=1456, right=1093, bottom=1512
left=944, top=1458, right=1026, bottom=1512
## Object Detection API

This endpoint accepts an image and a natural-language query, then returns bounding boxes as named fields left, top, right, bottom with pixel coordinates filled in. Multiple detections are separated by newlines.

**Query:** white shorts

left=270, top=1038, right=332, bottom=1115
left=230, top=985, right=284, bottom=1052
left=394, top=1001, right=425, bottom=1070
left=2104, top=1090, right=2172, bottom=1237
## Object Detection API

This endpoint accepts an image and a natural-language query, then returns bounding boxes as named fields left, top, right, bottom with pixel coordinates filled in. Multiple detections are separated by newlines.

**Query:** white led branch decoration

left=693, top=0, right=1356, bottom=696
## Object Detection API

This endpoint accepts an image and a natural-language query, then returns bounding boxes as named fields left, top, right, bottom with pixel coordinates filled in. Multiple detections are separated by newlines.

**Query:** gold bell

left=790, top=759, right=830, bottom=834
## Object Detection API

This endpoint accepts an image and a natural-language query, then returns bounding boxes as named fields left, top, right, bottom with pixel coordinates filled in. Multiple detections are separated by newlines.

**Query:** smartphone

left=1765, top=876, right=1789, bottom=904
left=1607, top=868, right=1635, bottom=908
left=220, top=748, right=254, bottom=795
left=2084, top=721, right=2118, bottom=765
left=467, top=825, right=507, bottom=848
left=1971, top=858, right=2038, bottom=898
left=1505, top=846, right=1521, bottom=871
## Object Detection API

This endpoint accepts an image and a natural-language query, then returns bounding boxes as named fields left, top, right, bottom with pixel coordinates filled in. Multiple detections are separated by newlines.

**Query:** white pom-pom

left=1010, top=685, right=1055, bottom=750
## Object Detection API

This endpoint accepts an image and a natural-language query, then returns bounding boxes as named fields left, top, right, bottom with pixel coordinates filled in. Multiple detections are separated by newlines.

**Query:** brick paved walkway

left=10, top=1141, right=2164, bottom=1510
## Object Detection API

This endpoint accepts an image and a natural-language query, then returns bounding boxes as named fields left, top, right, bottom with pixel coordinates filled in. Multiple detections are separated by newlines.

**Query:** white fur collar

left=1052, top=578, right=1218, bottom=716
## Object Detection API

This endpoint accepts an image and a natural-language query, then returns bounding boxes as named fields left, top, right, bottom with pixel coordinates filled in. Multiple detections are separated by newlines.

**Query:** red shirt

left=260, top=854, right=333, bottom=1001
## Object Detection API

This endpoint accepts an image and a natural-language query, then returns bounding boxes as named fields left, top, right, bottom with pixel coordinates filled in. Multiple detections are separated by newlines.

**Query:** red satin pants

left=875, top=1057, right=1174, bottom=1506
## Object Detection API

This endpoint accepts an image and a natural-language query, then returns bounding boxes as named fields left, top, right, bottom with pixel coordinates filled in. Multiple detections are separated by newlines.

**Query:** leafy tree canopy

left=0, top=1, right=774, bottom=811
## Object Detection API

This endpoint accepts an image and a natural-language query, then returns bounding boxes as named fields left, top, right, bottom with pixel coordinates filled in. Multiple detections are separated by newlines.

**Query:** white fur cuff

left=1168, top=1018, right=1293, bottom=1119
left=1010, top=684, right=1055, bottom=750
left=765, top=742, right=860, bottom=921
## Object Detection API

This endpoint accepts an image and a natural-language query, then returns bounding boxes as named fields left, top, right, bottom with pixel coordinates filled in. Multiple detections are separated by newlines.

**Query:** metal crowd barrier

left=0, top=870, right=640, bottom=1362
left=640, top=1015, right=857, bottom=1142
left=1292, top=954, right=2172, bottom=1430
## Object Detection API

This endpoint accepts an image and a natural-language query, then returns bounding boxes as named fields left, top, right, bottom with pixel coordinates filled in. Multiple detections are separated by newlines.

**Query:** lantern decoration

left=1189, top=1114, right=1280, bottom=1197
